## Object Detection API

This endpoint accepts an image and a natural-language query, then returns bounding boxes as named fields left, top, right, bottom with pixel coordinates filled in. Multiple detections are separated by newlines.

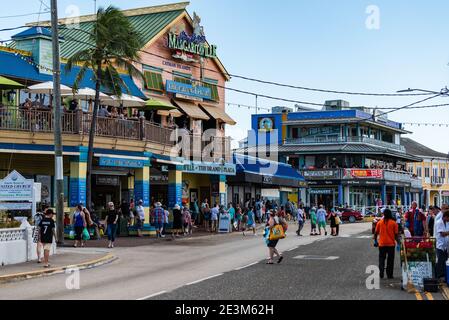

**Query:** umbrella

left=0, top=76, right=24, bottom=90
left=27, top=81, right=72, bottom=95
left=143, top=98, right=176, bottom=111
left=109, top=94, right=146, bottom=107
left=61, top=87, right=113, bottom=102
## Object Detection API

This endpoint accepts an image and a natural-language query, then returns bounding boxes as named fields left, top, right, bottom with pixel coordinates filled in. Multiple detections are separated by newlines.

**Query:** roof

left=25, top=2, right=230, bottom=81
left=173, top=99, right=210, bottom=120
left=233, top=153, right=305, bottom=181
left=401, top=137, right=448, bottom=159
left=237, top=143, right=422, bottom=162
left=12, top=26, right=53, bottom=40
left=0, top=49, right=145, bottom=98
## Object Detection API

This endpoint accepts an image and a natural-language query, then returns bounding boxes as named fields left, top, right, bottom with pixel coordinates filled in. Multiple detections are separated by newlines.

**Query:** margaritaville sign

left=168, top=32, right=218, bottom=59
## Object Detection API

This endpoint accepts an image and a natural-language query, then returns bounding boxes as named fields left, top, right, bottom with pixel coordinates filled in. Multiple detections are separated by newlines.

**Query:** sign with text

left=182, top=162, right=236, bottom=176
left=0, top=170, right=34, bottom=201
left=99, top=157, right=144, bottom=168
left=344, top=169, right=383, bottom=179
left=166, top=80, right=211, bottom=101
left=96, top=175, right=120, bottom=186
left=302, top=170, right=340, bottom=180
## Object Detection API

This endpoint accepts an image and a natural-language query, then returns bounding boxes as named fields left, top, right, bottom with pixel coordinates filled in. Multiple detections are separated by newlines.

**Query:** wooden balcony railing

left=0, top=108, right=231, bottom=161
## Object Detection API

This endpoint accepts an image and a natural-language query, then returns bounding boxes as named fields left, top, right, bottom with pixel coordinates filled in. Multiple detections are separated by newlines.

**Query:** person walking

left=192, top=199, right=200, bottom=228
left=152, top=202, right=165, bottom=238
left=243, top=206, right=256, bottom=236
left=374, top=209, right=399, bottom=279
left=404, top=201, right=427, bottom=237
left=228, top=203, right=236, bottom=232
left=71, top=204, right=86, bottom=248
left=82, top=207, right=97, bottom=241
left=329, top=209, right=338, bottom=236
left=33, top=205, right=47, bottom=263
left=105, top=202, right=118, bottom=248
left=163, top=206, right=170, bottom=237
left=316, top=205, right=328, bottom=236
left=427, top=206, right=437, bottom=237
left=235, top=204, right=243, bottom=231
left=182, top=205, right=192, bottom=235
left=296, top=204, right=305, bottom=236
left=255, top=198, right=263, bottom=224
left=210, top=204, right=219, bottom=233
left=38, top=209, right=56, bottom=268
left=310, top=206, right=318, bottom=236
left=264, top=211, right=284, bottom=264
left=435, top=210, right=449, bottom=282
left=136, top=200, right=145, bottom=237
left=172, top=204, right=183, bottom=238
left=202, top=199, right=211, bottom=232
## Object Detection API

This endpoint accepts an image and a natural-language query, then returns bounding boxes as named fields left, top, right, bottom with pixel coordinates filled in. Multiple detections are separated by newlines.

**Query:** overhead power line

left=0, top=11, right=50, bottom=19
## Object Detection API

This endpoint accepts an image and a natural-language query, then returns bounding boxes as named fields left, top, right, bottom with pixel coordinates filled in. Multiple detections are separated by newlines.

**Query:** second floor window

left=144, top=71, right=164, bottom=92
left=173, top=71, right=192, bottom=85
left=416, top=167, right=422, bottom=178
left=203, top=78, right=220, bottom=102
left=441, top=168, right=446, bottom=179
left=425, top=167, right=430, bottom=178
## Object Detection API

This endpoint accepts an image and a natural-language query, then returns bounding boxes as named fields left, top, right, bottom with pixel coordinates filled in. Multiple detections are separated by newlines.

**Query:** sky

left=1, top=0, right=449, bottom=153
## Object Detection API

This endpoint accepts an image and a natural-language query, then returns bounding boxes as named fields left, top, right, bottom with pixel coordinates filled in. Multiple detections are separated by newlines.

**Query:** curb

left=0, top=253, right=117, bottom=284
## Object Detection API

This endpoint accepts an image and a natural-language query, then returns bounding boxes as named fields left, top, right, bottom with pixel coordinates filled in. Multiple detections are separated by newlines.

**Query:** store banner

left=344, top=169, right=383, bottom=179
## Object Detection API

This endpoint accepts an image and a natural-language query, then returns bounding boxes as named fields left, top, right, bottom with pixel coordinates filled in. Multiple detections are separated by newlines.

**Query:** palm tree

left=65, top=6, right=144, bottom=211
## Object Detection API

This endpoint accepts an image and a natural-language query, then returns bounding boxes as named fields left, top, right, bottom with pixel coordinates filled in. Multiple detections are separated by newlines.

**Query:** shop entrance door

left=200, top=186, right=211, bottom=206
left=92, top=175, right=121, bottom=211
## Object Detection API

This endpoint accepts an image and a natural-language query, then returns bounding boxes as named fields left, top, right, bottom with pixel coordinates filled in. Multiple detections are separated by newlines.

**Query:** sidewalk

left=0, top=249, right=115, bottom=283
left=61, top=223, right=269, bottom=248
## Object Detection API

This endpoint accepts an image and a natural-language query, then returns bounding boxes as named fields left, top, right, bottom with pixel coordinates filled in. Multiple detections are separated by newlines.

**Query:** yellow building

left=402, top=138, right=449, bottom=207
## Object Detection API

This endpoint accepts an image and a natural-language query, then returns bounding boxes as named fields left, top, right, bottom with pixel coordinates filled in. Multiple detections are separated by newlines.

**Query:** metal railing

left=285, top=135, right=405, bottom=152
left=431, top=176, right=445, bottom=186
left=0, top=108, right=232, bottom=161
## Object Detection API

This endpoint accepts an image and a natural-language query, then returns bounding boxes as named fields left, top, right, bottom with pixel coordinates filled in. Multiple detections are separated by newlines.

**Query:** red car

left=339, top=208, right=364, bottom=223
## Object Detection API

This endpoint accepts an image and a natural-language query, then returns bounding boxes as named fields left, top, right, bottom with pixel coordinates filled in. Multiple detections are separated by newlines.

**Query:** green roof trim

left=58, top=9, right=184, bottom=59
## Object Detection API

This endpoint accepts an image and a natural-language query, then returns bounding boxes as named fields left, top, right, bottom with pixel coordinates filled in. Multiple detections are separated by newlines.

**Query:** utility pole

left=51, top=0, right=64, bottom=245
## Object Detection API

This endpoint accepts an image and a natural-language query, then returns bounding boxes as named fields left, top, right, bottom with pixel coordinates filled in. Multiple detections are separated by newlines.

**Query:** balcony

left=0, top=108, right=231, bottom=162
left=285, top=136, right=405, bottom=152
left=299, top=168, right=421, bottom=187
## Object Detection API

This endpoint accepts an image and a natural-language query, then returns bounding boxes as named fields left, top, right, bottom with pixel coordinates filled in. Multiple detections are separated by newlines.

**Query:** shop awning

left=200, top=103, right=236, bottom=125
left=0, top=76, right=24, bottom=89
left=172, top=99, right=210, bottom=120
left=157, top=109, right=183, bottom=118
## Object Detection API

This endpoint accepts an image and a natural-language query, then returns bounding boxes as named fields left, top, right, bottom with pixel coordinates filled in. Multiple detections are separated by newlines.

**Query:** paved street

left=0, top=222, right=443, bottom=300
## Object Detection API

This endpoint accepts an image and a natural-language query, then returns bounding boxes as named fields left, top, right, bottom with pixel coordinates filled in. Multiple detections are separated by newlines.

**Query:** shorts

left=311, top=223, right=317, bottom=229
left=42, top=243, right=52, bottom=251
left=154, top=223, right=163, bottom=230
left=74, top=226, right=84, bottom=241
left=318, top=221, right=326, bottom=228
left=267, top=240, right=279, bottom=248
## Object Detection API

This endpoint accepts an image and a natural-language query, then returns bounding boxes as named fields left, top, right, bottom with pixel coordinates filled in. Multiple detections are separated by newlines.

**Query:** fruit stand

left=400, top=237, right=436, bottom=291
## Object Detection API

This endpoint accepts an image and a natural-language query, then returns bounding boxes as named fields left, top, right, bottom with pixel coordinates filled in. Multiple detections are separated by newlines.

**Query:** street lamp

left=397, top=87, right=449, bottom=96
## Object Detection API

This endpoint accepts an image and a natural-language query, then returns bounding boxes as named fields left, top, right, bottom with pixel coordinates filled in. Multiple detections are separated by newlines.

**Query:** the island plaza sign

left=0, top=170, right=34, bottom=201
left=167, top=13, right=218, bottom=62
left=182, top=162, right=236, bottom=176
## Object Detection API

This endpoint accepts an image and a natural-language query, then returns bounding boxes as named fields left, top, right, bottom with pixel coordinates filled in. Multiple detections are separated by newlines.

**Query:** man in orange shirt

left=374, top=209, right=400, bottom=279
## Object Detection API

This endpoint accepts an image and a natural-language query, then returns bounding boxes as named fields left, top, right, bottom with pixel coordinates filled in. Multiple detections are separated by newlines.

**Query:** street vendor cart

left=400, top=237, right=437, bottom=292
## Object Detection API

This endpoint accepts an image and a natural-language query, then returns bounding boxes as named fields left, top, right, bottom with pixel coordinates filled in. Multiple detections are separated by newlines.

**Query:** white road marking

left=357, top=235, right=372, bottom=239
left=185, top=273, right=224, bottom=286
left=294, top=255, right=340, bottom=260
left=287, top=246, right=299, bottom=252
left=137, top=291, right=167, bottom=300
left=234, top=262, right=259, bottom=270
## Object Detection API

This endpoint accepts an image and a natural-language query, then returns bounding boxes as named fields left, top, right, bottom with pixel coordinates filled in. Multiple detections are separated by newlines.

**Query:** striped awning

left=172, top=99, right=210, bottom=120
left=200, top=103, right=236, bottom=125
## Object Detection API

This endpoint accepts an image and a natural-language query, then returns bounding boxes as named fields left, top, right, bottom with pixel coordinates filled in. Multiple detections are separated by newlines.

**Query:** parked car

left=339, top=208, right=364, bottom=223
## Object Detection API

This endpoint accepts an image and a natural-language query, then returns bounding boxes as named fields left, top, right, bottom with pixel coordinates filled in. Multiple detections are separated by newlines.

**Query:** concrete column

left=426, top=189, right=431, bottom=208
left=344, top=186, right=350, bottom=206
left=219, top=175, right=227, bottom=206
left=381, top=185, right=387, bottom=207
left=401, top=188, right=406, bottom=206
left=168, top=166, right=183, bottom=210
left=134, top=160, right=151, bottom=222
left=338, top=184, right=344, bottom=206
left=392, top=186, right=397, bottom=205
left=419, top=191, right=423, bottom=208
left=69, top=147, right=88, bottom=209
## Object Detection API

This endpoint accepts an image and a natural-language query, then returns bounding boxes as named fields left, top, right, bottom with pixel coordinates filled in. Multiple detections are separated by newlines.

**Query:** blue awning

left=0, top=50, right=145, bottom=98
left=233, top=153, right=305, bottom=182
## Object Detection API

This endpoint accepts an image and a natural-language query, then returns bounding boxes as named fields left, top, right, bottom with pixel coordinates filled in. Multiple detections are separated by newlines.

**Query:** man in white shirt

left=435, top=210, right=449, bottom=281
left=434, top=204, right=448, bottom=236
left=136, top=200, right=145, bottom=237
